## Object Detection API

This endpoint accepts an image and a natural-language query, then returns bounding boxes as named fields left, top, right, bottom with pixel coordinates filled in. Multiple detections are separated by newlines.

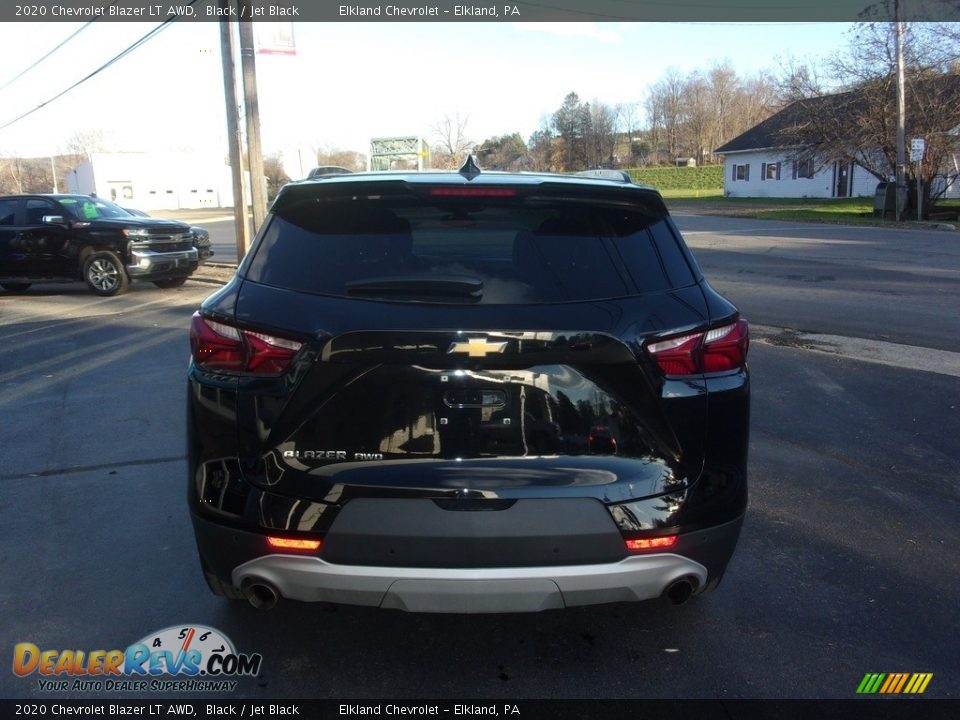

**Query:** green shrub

left=626, top=165, right=724, bottom=191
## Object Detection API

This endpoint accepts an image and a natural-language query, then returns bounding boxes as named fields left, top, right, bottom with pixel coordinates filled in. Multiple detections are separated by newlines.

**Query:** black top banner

left=4, top=0, right=960, bottom=22
left=1, top=699, right=959, bottom=720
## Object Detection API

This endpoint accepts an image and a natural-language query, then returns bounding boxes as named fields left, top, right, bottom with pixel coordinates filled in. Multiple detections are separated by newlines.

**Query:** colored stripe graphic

left=879, top=674, right=896, bottom=693
left=857, top=673, right=932, bottom=694
left=892, top=673, right=909, bottom=693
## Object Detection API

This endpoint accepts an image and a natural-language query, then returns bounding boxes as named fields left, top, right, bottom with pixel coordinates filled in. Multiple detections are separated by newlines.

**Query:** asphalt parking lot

left=1, top=216, right=958, bottom=700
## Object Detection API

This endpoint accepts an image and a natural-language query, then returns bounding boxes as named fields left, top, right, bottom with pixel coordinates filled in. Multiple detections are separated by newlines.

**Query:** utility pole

left=895, top=0, right=906, bottom=222
left=237, top=1, right=268, bottom=235
left=50, top=156, right=58, bottom=193
left=219, top=7, right=250, bottom=261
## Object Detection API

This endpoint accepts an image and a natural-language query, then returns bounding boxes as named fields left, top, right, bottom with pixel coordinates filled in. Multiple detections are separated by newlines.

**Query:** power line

left=0, top=22, right=96, bottom=94
left=0, top=1, right=199, bottom=132
left=0, top=1, right=123, bottom=95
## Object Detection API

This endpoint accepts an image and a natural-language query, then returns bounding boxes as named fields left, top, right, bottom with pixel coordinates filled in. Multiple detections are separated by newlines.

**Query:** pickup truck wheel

left=153, top=277, right=188, bottom=289
left=1, top=282, right=31, bottom=293
left=83, top=251, right=129, bottom=296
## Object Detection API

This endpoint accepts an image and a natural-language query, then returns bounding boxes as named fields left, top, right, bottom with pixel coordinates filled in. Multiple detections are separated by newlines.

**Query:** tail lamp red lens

left=646, top=318, right=749, bottom=376
left=190, top=312, right=302, bottom=374
left=266, top=536, right=321, bottom=551
left=625, top=535, right=678, bottom=552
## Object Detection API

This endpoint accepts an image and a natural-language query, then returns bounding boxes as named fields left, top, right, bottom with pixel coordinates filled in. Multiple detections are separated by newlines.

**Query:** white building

left=718, top=149, right=878, bottom=199
left=65, top=152, right=238, bottom=210
left=716, top=93, right=960, bottom=200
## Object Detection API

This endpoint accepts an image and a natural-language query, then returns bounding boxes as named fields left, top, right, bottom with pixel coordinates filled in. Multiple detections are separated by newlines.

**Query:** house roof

left=715, top=74, right=960, bottom=154
left=715, top=92, right=856, bottom=154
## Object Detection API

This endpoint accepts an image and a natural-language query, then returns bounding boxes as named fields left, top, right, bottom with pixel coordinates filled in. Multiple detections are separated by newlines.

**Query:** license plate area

left=443, top=389, right=507, bottom=408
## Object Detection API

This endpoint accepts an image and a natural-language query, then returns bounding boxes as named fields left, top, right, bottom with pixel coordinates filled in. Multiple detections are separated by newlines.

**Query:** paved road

left=673, top=213, right=960, bottom=352
left=1, top=216, right=958, bottom=700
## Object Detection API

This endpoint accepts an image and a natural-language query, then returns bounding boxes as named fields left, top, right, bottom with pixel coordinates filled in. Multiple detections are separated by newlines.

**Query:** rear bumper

left=232, top=553, right=708, bottom=613
left=191, top=510, right=743, bottom=613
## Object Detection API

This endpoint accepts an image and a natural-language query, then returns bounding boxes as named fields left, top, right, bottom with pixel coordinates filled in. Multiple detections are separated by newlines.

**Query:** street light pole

left=237, top=2, right=268, bottom=236
left=219, top=7, right=250, bottom=261
left=895, top=0, right=906, bottom=222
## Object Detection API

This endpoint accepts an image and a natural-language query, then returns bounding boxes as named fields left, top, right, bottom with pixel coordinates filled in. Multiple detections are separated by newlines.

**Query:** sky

left=0, top=21, right=855, bottom=161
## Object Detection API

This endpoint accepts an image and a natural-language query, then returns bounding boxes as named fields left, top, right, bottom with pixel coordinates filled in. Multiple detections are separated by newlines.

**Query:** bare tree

left=779, top=22, right=960, bottom=213
left=585, top=100, right=618, bottom=168
left=430, top=113, right=473, bottom=169
left=707, top=63, right=739, bottom=156
left=64, top=129, right=107, bottom=161
left=684, top=73, right=712, bottom=165
left=0, top=155, right=54, bottom=194
left=316, top=148, right=367, bottom=171
left=774, top=55, right=825, bottom=104
left=645, top=69, right=687, bottom=162
left=262, top=155, right=291, bottom=199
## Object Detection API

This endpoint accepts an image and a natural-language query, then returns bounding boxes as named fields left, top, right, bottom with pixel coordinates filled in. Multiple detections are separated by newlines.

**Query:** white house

left=716, top=95, right=960, bottom=200
left=717, top=149, right=880, bottom=199
left=65, top=152, right=238, bottom=210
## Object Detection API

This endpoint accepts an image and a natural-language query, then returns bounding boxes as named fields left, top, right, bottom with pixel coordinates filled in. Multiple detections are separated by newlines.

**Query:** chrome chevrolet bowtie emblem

left=447, top=337, right=508, bottom=357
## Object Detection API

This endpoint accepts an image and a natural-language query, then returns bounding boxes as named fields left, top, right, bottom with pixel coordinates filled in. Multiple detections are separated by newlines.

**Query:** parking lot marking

left=0, top=455, right=185, bottom=483
left=754, top=325, right=960, bottom=379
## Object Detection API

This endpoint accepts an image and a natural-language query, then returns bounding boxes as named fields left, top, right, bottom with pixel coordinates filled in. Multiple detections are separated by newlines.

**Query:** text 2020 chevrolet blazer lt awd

left=187, top=164, right=749, bottom=613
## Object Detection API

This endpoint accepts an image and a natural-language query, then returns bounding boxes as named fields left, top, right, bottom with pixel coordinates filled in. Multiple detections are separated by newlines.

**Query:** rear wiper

left=345, top=274, right=484, bottom=301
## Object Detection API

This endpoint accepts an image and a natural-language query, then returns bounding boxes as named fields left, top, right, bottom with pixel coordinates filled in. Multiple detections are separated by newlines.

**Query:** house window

left=762, top=162, right=780, bottom=180
left=794, top=158, right=814, bottom=179
left=733, top=163, right=750, bottom=181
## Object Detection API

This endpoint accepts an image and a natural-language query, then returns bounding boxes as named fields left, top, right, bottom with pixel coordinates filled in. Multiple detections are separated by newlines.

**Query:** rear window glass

left=246, top=191, right=693, bottom=304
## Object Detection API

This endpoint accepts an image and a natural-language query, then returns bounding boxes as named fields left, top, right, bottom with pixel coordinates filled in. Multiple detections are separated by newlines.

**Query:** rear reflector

left=429, top=187, right=517, bottom=197
left=625, top=535, right=678, bottom=552
left=267, top=536, right=321, bottom=551
left=190, top=312, right=302, bottom=375
left=646, top=318, right=749, bottom=376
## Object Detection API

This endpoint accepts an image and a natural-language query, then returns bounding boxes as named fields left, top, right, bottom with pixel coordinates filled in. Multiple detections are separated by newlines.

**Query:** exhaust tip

left=242, top=578, right=280, bottom=610
left=665, top=578, right=695, bottom=606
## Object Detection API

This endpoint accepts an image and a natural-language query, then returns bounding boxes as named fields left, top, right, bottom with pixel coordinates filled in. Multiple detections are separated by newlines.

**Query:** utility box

left=873, top=182, right=897, bottom=219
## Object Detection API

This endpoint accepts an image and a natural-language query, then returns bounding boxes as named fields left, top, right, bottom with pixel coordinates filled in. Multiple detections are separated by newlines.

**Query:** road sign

left=909, top=138, right=925, bottom=162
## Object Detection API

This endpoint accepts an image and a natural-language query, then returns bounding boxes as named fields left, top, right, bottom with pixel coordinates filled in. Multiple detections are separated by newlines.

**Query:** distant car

left=0, top=193, right=197, bottom=295
left=306, top=165, right=353, bottom=179
left=120, top=204, right=213, bottom=263
left=587, top=425, right=618, bottom=455
left=187, top=162, right=751, bottom=613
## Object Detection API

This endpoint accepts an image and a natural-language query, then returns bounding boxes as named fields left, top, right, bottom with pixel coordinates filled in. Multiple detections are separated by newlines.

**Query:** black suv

left=188, top=164, right=750, bottom=613
left=0, top=194, right=198, bottom=296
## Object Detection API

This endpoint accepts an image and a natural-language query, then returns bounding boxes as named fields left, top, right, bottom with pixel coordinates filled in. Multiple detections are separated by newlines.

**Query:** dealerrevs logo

left=13, top=625, right=262, bottom=693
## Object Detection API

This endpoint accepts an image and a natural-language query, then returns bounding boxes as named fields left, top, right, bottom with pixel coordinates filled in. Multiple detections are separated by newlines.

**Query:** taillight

left=702, top=319, right=750, bottom=373
left=267, top=536, right=321, bottom=551
left=625, top=535, right=678, bottom=552
left=190, top=312, right=302, bottom=374
left=646, top=318, right=749, bottom=376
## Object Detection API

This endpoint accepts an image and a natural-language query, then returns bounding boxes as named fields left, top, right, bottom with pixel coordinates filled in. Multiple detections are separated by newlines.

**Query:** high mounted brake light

left=190, top=312, right=303, bottom=375
left=429, top=188, right=517, bottom=197
left=646, top=318, right=749, bottom=376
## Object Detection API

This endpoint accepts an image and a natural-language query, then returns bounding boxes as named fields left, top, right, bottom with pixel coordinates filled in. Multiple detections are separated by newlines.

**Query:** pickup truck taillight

left=190, top=312, right=302, bottom=374
left=646, top=318, right=749, bottom=376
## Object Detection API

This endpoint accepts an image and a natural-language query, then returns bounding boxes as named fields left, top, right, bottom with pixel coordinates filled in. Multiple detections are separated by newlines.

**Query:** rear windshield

left=246, top=190, right=695, bottom=304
